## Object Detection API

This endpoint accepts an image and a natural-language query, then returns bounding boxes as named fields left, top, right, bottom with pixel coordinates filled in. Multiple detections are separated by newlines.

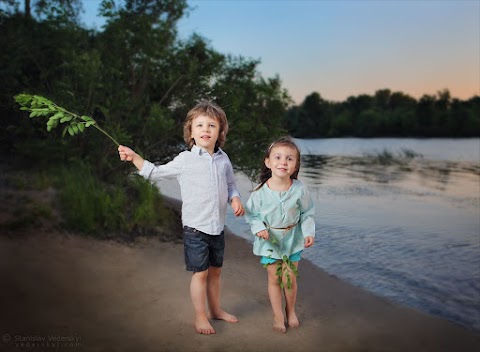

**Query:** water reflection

left=300, top=154, right=480, bottom=199
left=288, top=152, right=480, bottom=331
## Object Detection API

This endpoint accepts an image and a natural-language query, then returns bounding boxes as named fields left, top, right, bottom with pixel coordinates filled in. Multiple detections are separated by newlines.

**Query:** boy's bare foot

left=195, top=317, right=216, bottom=335
left=287, top=311, right=300, bottom=328
left=273, top=318, right=287, bottom=333
left=209, top=309, right=239, bottom=323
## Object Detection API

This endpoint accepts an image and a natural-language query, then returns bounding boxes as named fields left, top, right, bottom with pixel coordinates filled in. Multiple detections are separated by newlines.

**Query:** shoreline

left=0, top=196, right=479, bottom=351
left=163, top=196, right=480, bottom=340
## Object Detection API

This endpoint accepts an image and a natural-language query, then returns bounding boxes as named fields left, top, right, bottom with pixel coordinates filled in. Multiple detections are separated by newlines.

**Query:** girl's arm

left=299, top=187, right=316, bottom=239
left=245, top=192, right=268, bottom=236
left=256, top=229, right=269, bottom=240
left=304, top=236, right=314, bottom=248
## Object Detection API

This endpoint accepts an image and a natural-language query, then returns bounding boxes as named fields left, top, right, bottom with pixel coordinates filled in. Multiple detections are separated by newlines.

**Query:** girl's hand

left=304, top=236, right=314, bottom=248
left=256, top=229, right=269, bottom=240
left=118, top=145, right=136, bottom=162
left=231, top=197, right=245, bottom=216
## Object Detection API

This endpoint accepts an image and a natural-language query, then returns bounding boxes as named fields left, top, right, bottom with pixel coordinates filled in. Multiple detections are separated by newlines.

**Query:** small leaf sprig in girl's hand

left=262, top=236, right=299, bottom=290
left=14, top=94, right=120, bottom=146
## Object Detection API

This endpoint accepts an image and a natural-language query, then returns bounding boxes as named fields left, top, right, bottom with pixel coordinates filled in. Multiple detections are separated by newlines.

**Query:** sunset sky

left=82, top=0, right=480, bottom=104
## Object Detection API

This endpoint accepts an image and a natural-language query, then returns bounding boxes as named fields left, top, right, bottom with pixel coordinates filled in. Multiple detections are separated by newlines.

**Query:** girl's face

left=265, top=145, right=298, bottom=180
left=190, top=114, right=220, bottom=154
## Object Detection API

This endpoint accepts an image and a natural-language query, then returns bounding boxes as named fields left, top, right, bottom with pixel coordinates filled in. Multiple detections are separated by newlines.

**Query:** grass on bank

left=364, top=148, right=423, bottom=165
left=1, top=162, right=182, bottom=243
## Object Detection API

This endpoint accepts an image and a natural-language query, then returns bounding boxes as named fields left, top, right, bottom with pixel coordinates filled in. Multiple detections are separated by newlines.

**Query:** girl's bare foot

left=195, top=317, right=216, bottom=335
left=273, top=318, right=287, bottom=333
left=209, top=309, right=239, bottom=323
left=286, top=311, right=300, bottom=328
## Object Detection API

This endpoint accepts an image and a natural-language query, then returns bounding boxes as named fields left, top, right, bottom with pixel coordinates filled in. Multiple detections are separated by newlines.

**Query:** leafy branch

left=14, top=94, right=120, bottom=146
left=263, top=236, right=299, bottom=290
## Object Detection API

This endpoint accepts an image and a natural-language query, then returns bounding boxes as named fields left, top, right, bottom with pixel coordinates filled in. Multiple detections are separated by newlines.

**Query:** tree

left=1, top=0, right=291, bottom=181
left=211, top=56, right=290, bottom=179
left=374, top=89, right=391, bottom=111
left=282, top=92, right=332, bottom=138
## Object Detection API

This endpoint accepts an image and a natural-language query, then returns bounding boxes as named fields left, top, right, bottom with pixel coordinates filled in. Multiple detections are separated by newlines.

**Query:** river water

left=157, top=138, right=480, bottom=332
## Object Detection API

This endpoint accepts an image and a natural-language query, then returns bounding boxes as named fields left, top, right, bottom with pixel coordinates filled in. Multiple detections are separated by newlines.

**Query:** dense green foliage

left=1, top=0, right=289, bottom=179
left=57, top=162, right=176, bottom=238
left=0, top=0, right=289, bottom=235
left=0, top=162, right=180, bottom=241
left=284, top=90, right=480, bottom=138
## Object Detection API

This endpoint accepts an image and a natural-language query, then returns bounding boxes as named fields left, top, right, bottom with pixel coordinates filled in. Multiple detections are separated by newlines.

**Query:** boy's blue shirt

left=139, top=145, right=240, bottom=236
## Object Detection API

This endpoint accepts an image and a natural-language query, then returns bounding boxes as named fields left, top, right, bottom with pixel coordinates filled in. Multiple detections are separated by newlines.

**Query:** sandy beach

left=1, top=197, right=479, bottom=352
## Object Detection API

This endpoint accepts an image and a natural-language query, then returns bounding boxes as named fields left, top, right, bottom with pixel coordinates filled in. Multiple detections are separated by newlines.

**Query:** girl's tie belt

left=264, top=221, right=299, bottom=236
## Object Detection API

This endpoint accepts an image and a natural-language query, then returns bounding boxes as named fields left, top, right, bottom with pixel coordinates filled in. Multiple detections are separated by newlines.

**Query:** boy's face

left=190, top=114, right=220, bottom=154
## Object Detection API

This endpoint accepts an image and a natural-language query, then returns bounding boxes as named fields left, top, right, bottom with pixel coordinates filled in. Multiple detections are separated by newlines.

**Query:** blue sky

left=82, top=0, right=480, bottom=104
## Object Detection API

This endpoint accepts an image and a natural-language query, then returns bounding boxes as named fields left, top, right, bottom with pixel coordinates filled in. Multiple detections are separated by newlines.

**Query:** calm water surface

left=158, top=138, right=480, bottom=332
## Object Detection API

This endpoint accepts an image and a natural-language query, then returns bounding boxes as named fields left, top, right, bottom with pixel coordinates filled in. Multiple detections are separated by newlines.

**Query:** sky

left=81, top=0, right=480, bottom=104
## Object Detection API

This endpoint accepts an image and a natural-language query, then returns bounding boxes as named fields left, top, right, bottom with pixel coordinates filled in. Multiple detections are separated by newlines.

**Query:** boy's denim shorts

left=183, top=226, right=225, bottom=272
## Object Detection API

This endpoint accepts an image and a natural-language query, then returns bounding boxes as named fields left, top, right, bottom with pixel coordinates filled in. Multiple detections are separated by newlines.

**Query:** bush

left=56, top=162, right=175, bottom=239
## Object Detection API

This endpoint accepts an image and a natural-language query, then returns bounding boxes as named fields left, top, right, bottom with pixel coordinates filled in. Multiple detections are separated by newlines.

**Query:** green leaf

left=60, top=115, right=73, bottom=123
left=50, top=112, right=64, bottom=120
left=15, top=93, right=119, bottom=146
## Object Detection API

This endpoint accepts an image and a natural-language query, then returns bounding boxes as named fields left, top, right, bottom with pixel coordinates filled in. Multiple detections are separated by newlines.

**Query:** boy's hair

left=255, top=136, right=301, bottom=190
left=183, top=101, right=229, bottom=149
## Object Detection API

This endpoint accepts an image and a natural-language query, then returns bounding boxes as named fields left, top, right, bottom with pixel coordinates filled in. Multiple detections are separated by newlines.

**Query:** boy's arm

left=118, top=145, right=144, bottom=171
left=224, top=156, right=244, bottom=215
left=119, top=145, right=182, bottom=181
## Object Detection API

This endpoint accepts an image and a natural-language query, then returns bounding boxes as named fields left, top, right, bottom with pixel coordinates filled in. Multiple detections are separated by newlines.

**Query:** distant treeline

left=284, top=91, right=480, bottom=138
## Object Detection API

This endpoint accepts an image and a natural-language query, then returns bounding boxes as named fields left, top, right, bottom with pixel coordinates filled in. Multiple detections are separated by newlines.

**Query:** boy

left=118, top=101, right=244, bottom=335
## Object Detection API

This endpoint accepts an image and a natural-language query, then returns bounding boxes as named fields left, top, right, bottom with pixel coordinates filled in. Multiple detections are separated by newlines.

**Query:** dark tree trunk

left=25, top=0, right=31, bottom=19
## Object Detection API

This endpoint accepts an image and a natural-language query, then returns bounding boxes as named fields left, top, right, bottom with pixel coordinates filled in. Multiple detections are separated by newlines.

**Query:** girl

left=245, top=137, right=315, bottom=333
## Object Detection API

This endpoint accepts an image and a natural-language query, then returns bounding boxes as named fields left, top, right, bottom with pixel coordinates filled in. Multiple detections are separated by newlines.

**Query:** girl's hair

left=183, top=101, right=229, bottom=149
left=255, top=136, right=301, bottom=190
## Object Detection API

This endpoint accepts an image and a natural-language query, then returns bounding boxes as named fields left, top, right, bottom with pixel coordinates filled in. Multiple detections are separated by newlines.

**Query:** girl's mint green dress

left=245, top=179, right=315, bottom=260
